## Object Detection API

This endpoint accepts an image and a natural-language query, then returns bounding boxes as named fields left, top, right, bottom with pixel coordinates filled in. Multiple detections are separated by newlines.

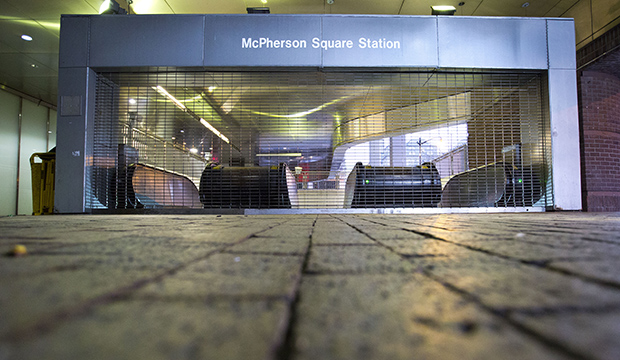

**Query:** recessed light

left=30, top=64, right=38, bottom=68
left=21, top=34, right=33, bottom=41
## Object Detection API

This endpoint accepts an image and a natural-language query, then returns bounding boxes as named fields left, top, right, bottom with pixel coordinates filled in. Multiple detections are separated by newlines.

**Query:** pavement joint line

left=499, top=303, right=620, bottom=317
left=0, top=220, right=292, bottom=343
left=221, top=250, right=306, bottom=256
left=130, top=293, right=293, bottom=304
left=302, top=269, right=415, bottom=276
left=356, top=216, right=620, bottom=291
left=420, top=271, right=598, bottom=360
left=274, top=215, right=318, bottom=360
left=312, top=243, right=378, bottom=247
left=376, top=217, right=620, bottom=246
left=400, top=253, right=448, bottom=259
left=333, top=216, right=599, bottom=360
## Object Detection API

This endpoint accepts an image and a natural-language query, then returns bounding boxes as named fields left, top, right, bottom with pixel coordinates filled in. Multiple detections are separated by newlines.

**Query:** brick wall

left=579, top=71, right=620, bottom=211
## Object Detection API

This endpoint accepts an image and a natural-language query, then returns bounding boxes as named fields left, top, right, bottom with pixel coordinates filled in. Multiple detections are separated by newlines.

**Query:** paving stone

left=229, top=235, right=310, bottom=255
left=258, top=224, right=314, bottom=240
left=0, top=268, right=155, bottom=338
left=413, top=244, right=620, bottom=310
left=452, top=238, right=620, bottom=262
left=0, top=299, right=289, bottom=360
left=307, top=245, right=413, bottom=274
left=550, top=259, right=620, bottom=286
left=312, top=218, right=375, bottom=245
left=376, top=238, right=463, bottom=257
left=20, top=239, right=226, bottom=272
left=137, top=253, right=305, bottom=299
left=333, top=222, right=429, bottom=241
left=293, top=274, right=566, bottom=360
left=510, top=310, right=620, bottom=360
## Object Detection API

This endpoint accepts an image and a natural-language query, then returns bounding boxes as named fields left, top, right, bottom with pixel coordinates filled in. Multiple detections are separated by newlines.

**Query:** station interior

left=89, top=69, right=550, bottom=212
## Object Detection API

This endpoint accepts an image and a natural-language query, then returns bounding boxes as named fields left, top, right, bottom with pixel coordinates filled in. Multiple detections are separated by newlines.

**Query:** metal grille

left=89, top=69, right=551, bottom=212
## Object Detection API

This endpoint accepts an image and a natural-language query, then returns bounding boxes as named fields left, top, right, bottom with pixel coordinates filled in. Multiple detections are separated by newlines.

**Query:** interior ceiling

left=0, top=0, right=595, bottom=107
left=106, top=70, right=535, bottom=157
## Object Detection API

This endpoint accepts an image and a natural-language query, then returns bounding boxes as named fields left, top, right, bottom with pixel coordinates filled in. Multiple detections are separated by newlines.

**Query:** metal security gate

left=88, top=69, right=551, bottom=212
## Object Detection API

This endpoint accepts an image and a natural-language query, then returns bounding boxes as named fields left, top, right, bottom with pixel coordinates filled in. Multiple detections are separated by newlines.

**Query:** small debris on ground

left=6, top=244, right=28, bottom=257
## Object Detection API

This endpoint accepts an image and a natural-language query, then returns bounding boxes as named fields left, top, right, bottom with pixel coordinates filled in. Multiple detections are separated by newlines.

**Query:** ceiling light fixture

left=431, top=5, right=457, bottom=15
left=152, top=85, right=230, bottom=144
left=256, top=153, right=302, bottom=157
left=153, top=86, right=186, bottom=110
left=21, top=34, right=33, bottom=41
left=99, top=0, right=127, bottom=15
left=200, top=119, right=229, bottom=143
left=247, top=7, right=270, bottom=14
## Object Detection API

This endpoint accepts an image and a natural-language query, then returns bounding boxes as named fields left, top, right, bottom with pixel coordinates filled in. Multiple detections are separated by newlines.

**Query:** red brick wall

left=579, top=71, right=620, bottom=211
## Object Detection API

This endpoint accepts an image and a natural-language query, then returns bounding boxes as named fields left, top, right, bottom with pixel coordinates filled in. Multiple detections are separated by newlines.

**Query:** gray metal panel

left=204, top=15, right=321, bottom=67
left=548, top=69, right=581, bottom=210
left=547, top=19, right=576, bottom=70
left=437, top=17, right=548, bottom=69
left=321, top=16, right=438, bottom=67
left=55, top=67, right=97, bottom=213
left=59, top=16, right=90, bottom=68
left=89, top=15, right=205, bottom=67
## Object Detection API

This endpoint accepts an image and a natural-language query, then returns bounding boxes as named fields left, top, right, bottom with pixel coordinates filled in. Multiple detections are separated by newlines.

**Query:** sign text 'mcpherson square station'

left=242, top=37, right=402, bottom=50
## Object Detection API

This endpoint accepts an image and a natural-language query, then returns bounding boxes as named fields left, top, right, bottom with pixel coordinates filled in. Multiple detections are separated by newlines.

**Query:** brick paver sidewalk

left=1, top=213, right=619, bottom=359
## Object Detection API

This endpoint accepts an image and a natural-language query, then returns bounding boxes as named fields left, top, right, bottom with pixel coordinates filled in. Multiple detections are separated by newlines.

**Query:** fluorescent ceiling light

left=256, top=153, right=302, bottom=157
left=431, top=5, right=456, bottom=15
left=153, top=86, right=186, bottom=110
left=245, top=96, right=349, bottom=119
left=200, top=118, right=229, bottom=144
left=153, top=85, right=230, bottom=144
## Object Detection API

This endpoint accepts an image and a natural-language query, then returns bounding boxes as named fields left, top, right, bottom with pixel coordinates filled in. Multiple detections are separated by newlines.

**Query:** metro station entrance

left=89, top=69, right=550, bottom=212
left=55, top=15, right=580, bottom=213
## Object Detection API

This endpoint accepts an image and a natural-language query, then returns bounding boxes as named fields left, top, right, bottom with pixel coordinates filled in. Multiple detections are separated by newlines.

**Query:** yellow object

left=30, top=152, right=56, bottom=215
left=12, top=245, right=27, bottom=256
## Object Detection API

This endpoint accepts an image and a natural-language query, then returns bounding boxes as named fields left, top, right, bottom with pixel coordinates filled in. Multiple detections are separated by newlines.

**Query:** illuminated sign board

left=203, top=15, right=439, bottom=67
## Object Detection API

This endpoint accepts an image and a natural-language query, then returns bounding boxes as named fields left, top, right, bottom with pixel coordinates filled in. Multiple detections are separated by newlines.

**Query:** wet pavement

left=1, top=212, right=620, bottom=360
